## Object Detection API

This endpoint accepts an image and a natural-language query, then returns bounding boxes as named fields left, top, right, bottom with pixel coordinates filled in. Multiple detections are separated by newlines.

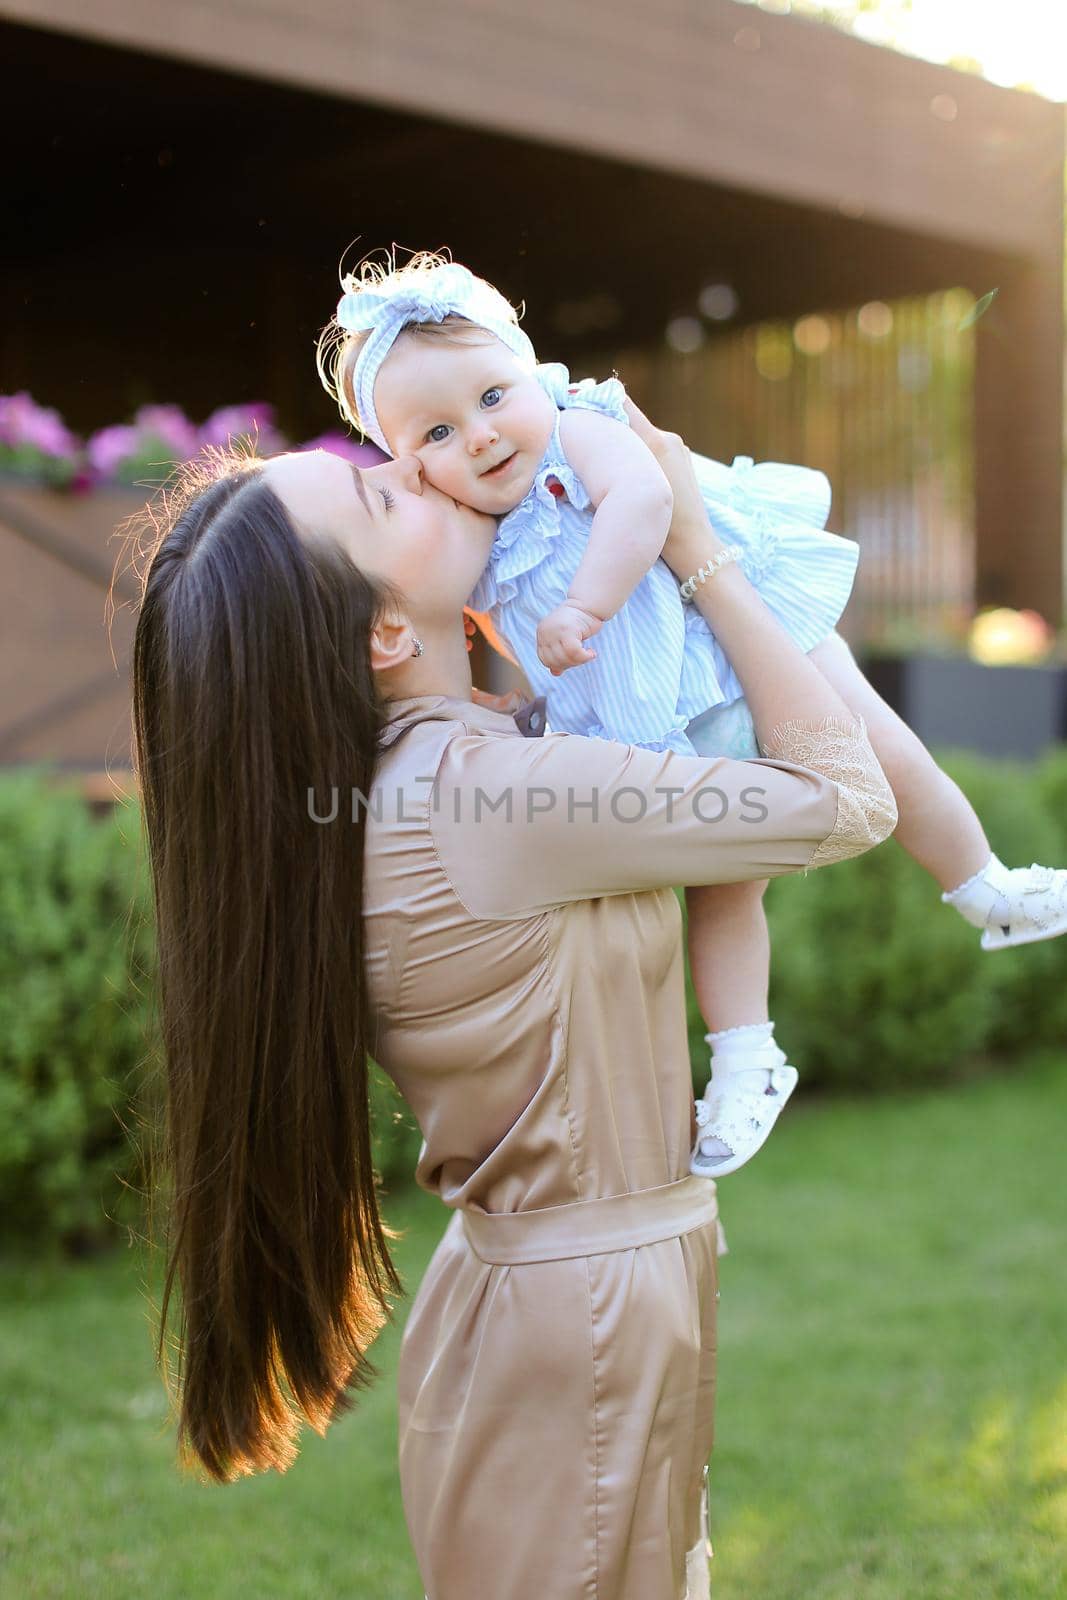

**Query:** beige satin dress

left=362, top=693, right=852, bottom=1600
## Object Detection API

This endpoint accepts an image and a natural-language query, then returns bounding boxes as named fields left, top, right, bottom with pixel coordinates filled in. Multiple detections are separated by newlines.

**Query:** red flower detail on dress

left=547, top=477, right=566, bottom=499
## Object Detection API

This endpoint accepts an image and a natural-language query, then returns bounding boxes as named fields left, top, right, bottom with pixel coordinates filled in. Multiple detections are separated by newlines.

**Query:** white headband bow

left=335, top=262, right=537, bottom=455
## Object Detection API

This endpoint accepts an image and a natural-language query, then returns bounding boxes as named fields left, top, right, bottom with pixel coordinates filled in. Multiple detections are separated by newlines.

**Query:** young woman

left=131, top=399, right=895, bottom=1599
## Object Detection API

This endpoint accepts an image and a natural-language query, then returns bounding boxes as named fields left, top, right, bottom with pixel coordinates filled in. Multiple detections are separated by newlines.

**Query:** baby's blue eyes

left=425, top=388, right=504, bottom=444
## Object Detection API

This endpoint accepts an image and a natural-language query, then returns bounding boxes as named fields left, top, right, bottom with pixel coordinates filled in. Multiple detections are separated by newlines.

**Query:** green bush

left=370, top=1063, right=426, bottom=1190
left=0, top=771, right=155, bottom=1251
left=685, top=747, right=1067, bottom=1089
left=0, top=771, right=423, bottom=1251
left=939, top=750, right=1067, bottom=1053
left=5, top=740, right=1067, bottom=1248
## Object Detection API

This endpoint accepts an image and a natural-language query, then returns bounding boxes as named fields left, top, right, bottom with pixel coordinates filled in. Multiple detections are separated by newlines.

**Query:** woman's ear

left=369, top=612, right=418, bottom=674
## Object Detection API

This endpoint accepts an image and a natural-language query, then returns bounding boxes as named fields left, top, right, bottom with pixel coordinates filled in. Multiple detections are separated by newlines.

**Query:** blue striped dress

left=465, top=362, right=859, bottom=759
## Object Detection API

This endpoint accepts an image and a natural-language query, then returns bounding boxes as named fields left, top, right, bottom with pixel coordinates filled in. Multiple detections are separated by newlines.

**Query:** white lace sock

left=941, top=852, right=1014, bottom=929
left=700, top=1021, right=788, bottom=1161
left=941, top=850, right=1067, bottom=950
left=707, top=1020, right=786, bottom=1085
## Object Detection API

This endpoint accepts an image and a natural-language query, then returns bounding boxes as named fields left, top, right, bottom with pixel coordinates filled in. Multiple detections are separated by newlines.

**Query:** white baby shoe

left=943, top=855, right=1067, bottom=953
left=690, top=1059, right=798, bottom=1179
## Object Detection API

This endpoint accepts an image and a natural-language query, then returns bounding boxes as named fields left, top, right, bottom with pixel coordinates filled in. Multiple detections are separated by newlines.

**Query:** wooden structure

left=0, top=0, right=1063, bottom=777
left=0, top=485, right=140, bottom=772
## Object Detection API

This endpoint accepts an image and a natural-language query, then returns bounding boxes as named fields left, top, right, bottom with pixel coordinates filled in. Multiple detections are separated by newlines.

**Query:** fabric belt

left=460, top=1175, right=719, bottom=1266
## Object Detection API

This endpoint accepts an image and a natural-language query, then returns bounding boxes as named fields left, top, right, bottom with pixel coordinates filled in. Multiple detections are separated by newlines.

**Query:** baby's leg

left=686, top=878, right=770, bottom=1031
left=807, top=631, right=989, bottom=887
left=685, top=881, right=797, bottom=1177
left=808, top=631, right=1067, bottom=949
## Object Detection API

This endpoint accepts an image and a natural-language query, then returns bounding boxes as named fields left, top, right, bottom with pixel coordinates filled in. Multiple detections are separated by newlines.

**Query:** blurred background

left=2, top=3, right=1066, bottom=1598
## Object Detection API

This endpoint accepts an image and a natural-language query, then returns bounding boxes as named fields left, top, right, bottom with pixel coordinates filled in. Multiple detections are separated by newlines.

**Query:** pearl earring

left=411, top=637, right=424, bottom=658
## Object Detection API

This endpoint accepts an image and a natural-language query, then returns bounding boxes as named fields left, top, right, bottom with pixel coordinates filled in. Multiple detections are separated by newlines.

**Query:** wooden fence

left=611, top=286, right=978, bottom=650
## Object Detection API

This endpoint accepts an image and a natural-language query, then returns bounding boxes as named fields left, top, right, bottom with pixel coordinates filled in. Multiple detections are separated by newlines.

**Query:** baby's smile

left=375, top=332, right=556, bottom=518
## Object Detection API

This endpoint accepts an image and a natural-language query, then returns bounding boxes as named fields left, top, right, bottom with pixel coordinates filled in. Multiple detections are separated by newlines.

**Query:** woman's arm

left=430, top=727, right=844, bottom=918
left=622, top=401, right=897, bottom=865
left=535, top=410, right=673, bottom=675
left=622, top=400, right=855, bottom=740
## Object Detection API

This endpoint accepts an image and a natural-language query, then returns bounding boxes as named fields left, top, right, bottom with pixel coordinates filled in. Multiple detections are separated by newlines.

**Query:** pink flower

left=199, top=403, right=287, bottom=456
left=133, top=404, right=198, bottom=460
left=0, top=392, right=28, bottom=445
left=0, top=391, right=80, bottom=459
left=298, top=431, right=388, bottom=466
left=86, top=424, right=140, bottom=478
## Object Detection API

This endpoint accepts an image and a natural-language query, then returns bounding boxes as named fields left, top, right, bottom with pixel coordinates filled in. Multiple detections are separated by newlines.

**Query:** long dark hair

left=128, top=451, right=402, bottom=1482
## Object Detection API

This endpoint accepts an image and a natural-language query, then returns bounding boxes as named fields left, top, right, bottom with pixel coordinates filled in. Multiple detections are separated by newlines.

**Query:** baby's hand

left=536, top=603, right=603, bottom=677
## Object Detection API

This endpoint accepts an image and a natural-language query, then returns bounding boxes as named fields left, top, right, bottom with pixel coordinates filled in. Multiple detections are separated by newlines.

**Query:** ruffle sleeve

left=692, top=452, right=859, bottom=659
left=534, top=361, right=630, bottom=428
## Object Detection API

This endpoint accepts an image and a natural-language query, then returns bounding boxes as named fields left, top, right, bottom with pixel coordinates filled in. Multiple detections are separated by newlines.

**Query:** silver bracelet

left=679, top=544, right=744, bottom=603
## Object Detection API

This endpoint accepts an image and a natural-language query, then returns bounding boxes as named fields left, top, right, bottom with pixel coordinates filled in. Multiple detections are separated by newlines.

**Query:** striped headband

left=335, top=262, right=537, bottom=455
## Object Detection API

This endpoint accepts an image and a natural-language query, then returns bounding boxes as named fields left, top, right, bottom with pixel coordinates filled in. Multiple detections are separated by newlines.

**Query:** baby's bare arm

left=557, top=409, right=673, bottom=623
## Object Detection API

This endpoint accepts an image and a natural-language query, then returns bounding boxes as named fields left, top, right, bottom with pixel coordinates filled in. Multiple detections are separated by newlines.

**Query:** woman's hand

left=621, top=397, right=726, bottom=580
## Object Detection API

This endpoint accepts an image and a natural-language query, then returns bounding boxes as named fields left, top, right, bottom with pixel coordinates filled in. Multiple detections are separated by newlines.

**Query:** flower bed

left=0, top=391, right=385, bottom=491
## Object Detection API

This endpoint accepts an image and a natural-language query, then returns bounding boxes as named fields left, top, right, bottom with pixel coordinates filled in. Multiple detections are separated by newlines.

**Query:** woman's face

left=263, top=449, right=497, bottom=622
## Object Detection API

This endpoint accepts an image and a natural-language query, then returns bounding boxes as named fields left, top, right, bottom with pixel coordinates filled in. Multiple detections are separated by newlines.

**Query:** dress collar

left=379, top=692, right=536, bottom=749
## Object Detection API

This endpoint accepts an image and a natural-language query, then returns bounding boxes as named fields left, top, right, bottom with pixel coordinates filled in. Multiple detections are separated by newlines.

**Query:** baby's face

left=374, top=332, right=556, bottom=516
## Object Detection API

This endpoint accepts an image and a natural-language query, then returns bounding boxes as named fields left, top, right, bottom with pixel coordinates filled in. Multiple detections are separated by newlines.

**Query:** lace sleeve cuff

left=758, top=714, right=898, bottom=867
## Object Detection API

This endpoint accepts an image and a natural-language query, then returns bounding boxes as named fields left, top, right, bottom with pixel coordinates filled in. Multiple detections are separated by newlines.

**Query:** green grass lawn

left=3, top=1054, right=1067, bottom=1600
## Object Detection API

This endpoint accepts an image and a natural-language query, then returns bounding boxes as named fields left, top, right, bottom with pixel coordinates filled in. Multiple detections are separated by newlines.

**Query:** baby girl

left=318, top=252, right=1067, bottom=1179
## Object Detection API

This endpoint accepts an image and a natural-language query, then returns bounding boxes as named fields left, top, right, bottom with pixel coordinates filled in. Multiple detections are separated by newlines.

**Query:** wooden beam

left=0, top=661, right=130, bottom=760
left=973, top=258, right=1065, bottom=623
left=2, top=0, right=1062, bottom=262
left=0, top=492, right=141, bottom=600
